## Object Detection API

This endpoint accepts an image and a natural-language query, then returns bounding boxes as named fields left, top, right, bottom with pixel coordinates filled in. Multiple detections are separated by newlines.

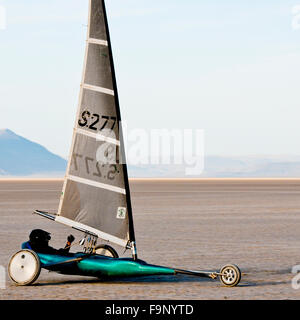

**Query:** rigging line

left=55, top=215, right=129, bottom=248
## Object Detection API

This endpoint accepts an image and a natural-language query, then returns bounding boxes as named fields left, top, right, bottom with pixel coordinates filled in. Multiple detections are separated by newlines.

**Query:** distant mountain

left=128, top=156, right=300, bottom=178
left=0, top=129, right=67, bottom=176
left=201, top=156, right=300, bottom=177
left=1, top=129, right=300, bottom=178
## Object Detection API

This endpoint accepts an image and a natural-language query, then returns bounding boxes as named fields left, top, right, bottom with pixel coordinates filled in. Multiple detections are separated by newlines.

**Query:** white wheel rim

left=222, top=267, right=237, bottom=285
left=96, top=248, right=114, bottom=257
left=9, top=251, right=39, bottom=285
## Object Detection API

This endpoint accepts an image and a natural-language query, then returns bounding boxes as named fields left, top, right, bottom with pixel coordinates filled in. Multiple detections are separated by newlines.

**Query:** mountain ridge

left=0, top=129, right=67, bottom=176
left=1, top=129, right=300, bottom=178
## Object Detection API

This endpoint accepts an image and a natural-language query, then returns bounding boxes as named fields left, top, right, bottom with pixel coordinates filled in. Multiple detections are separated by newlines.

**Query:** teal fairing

left=35, top=251, right=176, bottom=278
left=21, top=241, right=175, bottom=278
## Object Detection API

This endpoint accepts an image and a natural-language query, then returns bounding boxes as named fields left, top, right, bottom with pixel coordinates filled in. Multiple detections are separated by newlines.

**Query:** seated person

left=22, top=229, right=75, bottom=255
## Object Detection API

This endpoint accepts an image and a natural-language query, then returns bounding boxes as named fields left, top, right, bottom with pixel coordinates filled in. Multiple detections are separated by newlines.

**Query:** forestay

left=57, top=0, right=136, bottom=252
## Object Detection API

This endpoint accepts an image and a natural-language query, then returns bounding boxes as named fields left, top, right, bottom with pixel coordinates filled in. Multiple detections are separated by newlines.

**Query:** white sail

left=56, top=0, right=135, bottom=250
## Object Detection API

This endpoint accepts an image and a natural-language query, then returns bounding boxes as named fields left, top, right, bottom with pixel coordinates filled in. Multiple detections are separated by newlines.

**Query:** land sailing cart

left=8, top=0, right=241, bottom=287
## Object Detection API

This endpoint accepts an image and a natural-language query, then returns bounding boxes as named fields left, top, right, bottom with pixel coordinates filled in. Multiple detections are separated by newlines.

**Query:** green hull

left=37, top=253, right=175, bottom=278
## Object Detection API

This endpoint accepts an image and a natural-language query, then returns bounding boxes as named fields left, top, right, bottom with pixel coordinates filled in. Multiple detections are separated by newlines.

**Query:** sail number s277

left=72, top=153, right=119, bottom=181
left=78, top=110, right=117, bottom=131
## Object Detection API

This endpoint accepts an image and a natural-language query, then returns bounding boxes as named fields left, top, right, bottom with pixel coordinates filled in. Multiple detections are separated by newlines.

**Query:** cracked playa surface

left=1, top=178, right=300, bottom=300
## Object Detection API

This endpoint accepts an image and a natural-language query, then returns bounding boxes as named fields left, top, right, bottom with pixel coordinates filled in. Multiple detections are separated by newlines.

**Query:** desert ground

left=0, top=178, right=300, bottom=300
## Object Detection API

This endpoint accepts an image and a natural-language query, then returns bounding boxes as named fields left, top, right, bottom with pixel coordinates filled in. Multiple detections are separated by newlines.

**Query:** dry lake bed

left=1, top=178, right=300, bottom=300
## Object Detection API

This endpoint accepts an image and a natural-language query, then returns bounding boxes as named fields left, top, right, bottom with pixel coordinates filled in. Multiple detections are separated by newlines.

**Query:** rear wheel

left=219, top=264, right=241, bottom=287
left=94, top=244, right=119, bottom=258
left=8, top=250, right=41, bottom=286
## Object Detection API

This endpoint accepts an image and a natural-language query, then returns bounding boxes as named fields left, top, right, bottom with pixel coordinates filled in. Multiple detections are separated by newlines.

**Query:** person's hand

left=67, top=235, right=75, bottom=243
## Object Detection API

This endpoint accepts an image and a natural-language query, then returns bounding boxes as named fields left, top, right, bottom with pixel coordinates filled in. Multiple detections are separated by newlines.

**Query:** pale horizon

left=1, top=0, right=300, bottom=159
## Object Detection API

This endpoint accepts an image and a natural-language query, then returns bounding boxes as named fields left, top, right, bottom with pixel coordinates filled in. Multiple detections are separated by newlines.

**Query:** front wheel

left=94, top=244, right=119, bottom=258
left=8, top=250, right=41, bottom=286
left=219, top=264, right=241, bottom=287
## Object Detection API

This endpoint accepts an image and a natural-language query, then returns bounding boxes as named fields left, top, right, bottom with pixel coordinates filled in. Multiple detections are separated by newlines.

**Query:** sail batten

left=57, top=0, right=135, bottom=250
left=76, top=128, right=120, bottom=145
left=88, top=38, right=108, bottom=46
left=82, top=83, right=114, bottom=96
left=67, top=175, right=126, bottom=195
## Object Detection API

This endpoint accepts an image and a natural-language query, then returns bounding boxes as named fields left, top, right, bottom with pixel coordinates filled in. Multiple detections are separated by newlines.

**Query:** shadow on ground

left=32, top=274, right=215, bottom=287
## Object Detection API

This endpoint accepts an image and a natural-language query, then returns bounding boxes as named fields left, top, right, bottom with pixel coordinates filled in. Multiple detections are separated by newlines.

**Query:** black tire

left=8, top=250, right=41, bottom=286
left=94, top=244, right=119, bottom=258
left=219, top=264, right=241, bottom=287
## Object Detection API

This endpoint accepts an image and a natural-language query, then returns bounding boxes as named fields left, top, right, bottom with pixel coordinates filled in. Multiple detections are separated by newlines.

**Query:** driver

left=22, top=229, right=75, bottom=255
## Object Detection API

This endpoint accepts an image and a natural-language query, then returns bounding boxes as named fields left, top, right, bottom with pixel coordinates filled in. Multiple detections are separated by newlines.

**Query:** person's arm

left=59, top=235, right=75, bottom=254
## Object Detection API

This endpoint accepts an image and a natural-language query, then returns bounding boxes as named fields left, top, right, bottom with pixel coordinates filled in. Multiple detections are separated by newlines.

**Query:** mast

left=102, top=0, right=137, bottom=259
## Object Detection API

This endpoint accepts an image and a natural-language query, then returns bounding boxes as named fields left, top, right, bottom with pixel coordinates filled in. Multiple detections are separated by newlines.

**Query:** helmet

left=29, top=229, right=51, bottom=244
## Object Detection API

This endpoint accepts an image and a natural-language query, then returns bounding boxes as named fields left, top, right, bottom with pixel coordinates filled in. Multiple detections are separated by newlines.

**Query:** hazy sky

left=0, top=0, right=300, bottom=158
